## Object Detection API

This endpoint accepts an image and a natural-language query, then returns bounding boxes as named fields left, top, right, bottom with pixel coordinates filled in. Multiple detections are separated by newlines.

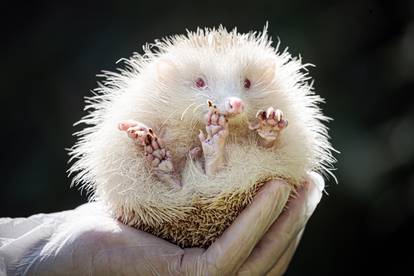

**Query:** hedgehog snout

left=224, top=97, right=244, bottom=115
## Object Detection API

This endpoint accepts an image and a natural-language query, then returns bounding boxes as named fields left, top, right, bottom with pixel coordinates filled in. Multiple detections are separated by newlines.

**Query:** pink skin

left=248, top=107, right=289, bottom=148
left=118, top=120, right=181, bottom=188
left=198, top=105, right=229, bottom=177
left=224, top=97, right=244, bottom=115
left=118, top=120, right=150, bottom=143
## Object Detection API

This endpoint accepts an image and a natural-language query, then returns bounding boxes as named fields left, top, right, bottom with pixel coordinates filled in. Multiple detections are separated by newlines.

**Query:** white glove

left=0, top=172, right=324, bottom=276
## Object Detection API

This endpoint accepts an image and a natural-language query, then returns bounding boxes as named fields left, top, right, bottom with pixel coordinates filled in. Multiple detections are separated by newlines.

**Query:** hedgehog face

left=154, top=47, right=278, bottom=127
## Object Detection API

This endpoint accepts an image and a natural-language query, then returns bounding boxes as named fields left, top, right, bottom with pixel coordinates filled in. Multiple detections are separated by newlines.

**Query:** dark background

left=1, top=0, right=413, bottom=275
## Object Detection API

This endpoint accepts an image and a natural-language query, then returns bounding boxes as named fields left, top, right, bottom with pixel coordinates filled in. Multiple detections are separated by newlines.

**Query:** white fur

left=68, top=25, right=336, bottom=226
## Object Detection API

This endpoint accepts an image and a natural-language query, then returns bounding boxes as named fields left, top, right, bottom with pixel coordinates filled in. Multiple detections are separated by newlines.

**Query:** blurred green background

left=1, top=0, right=413, bottom=275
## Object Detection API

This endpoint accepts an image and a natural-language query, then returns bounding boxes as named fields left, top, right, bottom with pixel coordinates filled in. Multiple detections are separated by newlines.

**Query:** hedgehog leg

left=118, top=120, right=181, bottom=188
left=248, top=107, right=288, bottom=148
left=198, top=108, right=229, bottom=176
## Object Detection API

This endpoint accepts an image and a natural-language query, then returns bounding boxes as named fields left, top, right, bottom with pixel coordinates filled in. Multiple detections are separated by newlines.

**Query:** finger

left=278, top=119, right=288, bottom=129
left=265, top=229, right=304, bottom=276
left=151, top=139, right=159, bottom=150
left=127, top=128, right=138, bottom=139
left=237, top=172, right=324, bottom=275
left=266, top=107, right=275, bottom=119
left=256, top=110, right=266, bottom=120
left=211, top=113, right=219, bottom=125
left=199, top=180, right=291, bottom=275
left=275, top=109, right=283, bottom=122
left=205, top=110, right=213, bottom=125
left=118, top=120, right=138, bottom=131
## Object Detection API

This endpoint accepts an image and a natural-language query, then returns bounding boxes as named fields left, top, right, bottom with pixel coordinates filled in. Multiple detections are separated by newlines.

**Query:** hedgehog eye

left=244, top=78, right=251, bottom=89
left=195, top=77, right=206, bottom=89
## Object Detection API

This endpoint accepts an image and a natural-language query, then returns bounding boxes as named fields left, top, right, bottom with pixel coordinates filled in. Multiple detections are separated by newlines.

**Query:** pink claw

left=278, top=119, right=288, bottom=129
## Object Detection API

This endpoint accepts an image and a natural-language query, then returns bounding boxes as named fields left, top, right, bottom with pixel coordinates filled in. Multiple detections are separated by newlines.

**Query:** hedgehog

left=68, top=25, right=336, bottom=248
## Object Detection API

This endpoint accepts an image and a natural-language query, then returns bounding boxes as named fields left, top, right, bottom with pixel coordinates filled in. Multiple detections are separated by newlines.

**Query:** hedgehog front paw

left=248, top=107, right=288, bottom=148
left=118, top=120, right=181, bottom=188
left=198, top=106, right=229, bottom=176
left=118, top=120, right=151, bottom=144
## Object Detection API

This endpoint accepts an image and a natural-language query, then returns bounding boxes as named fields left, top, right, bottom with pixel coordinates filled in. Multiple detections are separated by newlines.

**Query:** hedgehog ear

left=261, top=60, right=276, bottom=83
left=156, top=58, right=178, bottom=81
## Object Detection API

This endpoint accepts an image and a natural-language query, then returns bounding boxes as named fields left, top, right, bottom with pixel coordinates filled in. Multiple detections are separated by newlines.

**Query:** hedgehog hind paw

left=199, top=107, right=228, bottom=176
left=119, top=119, right=182, bottom=188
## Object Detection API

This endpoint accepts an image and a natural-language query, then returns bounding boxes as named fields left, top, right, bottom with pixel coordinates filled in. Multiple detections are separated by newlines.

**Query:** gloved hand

left=0, top=172, right=324, bottom=276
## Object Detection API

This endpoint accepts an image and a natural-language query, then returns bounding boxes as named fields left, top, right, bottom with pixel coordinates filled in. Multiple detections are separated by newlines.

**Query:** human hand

left=0, top=172, right=324, bottom=275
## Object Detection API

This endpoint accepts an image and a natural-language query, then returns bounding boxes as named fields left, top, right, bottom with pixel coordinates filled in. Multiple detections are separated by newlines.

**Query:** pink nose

left=225, top=97, right=244, bottom=115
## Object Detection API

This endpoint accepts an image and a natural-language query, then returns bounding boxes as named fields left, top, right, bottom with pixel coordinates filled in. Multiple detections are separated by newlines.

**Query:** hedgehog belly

left=118, top=181, right=266, bottom=248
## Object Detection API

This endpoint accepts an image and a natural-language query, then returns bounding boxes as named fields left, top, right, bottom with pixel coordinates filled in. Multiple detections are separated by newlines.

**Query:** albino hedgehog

left=69, top=26, right=336, bottom=248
